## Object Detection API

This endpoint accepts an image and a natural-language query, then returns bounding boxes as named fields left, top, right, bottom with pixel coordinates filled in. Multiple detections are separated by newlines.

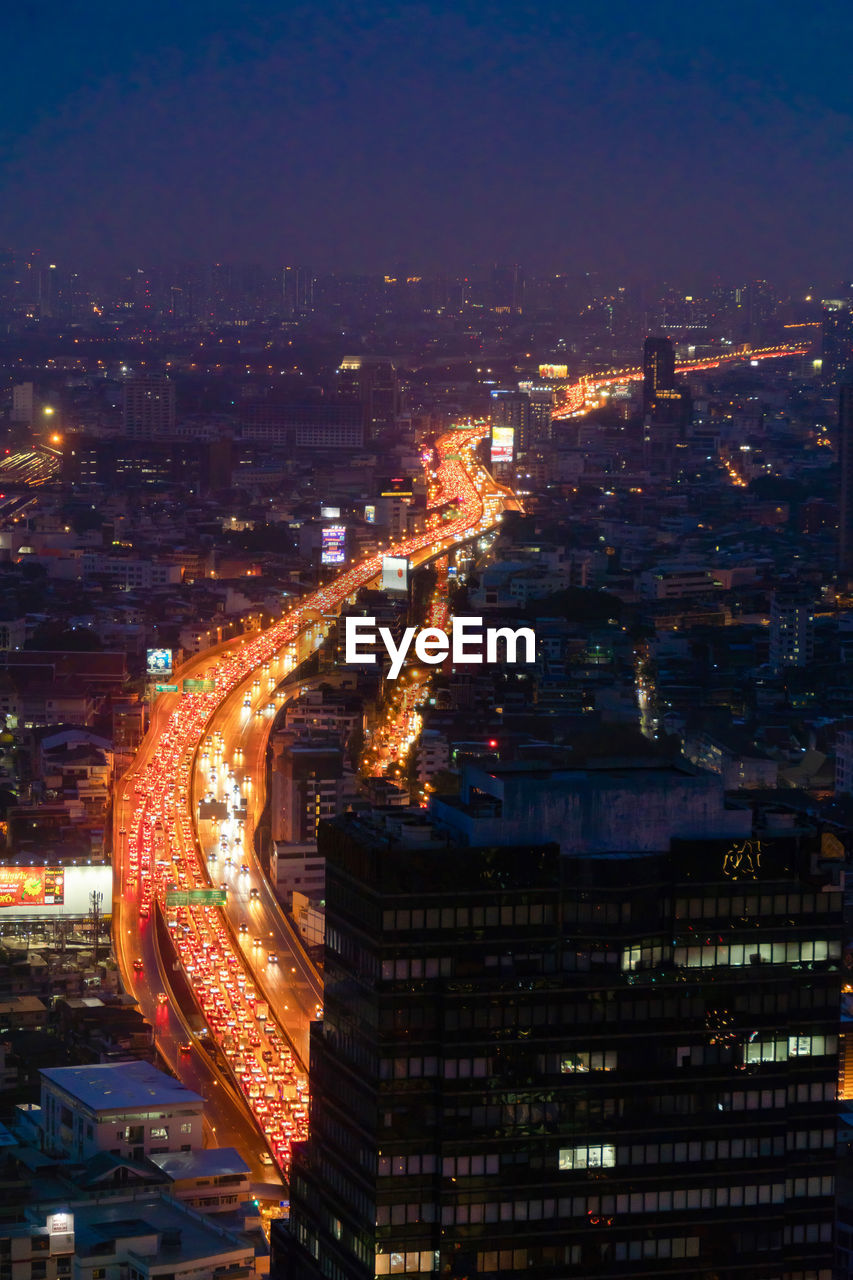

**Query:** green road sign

left=182, top=678, right=216, bottom=693
left=165, top=888, right=227, bottom=907
left=155, top=683, right=179, bottom=692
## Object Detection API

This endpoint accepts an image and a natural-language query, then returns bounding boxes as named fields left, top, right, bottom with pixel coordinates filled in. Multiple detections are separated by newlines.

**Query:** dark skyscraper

left=121, top=374, right=176, bottom=437
left=489, top=389, right=530, bottom=455
left=642, top=335, right=677, bottom=417
left=642, top=335, right=690, bottom=437
left=282, top=265, right=315, bottom=317
left=337, top=356, right=401, bottom=441
left=490, top=264, right=524, bottom=315
left=838, top=385, right=853, bottom=578
left=277, top=760, right=841, bottom=1280
left=822, top=300, right=853, bottom=385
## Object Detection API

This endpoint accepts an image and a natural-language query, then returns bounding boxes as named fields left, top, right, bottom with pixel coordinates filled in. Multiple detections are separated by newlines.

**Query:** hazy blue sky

left=2, top=0, right=851, bottom=282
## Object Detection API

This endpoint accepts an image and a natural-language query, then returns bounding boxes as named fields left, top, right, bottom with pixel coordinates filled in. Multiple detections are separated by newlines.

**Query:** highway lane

left=193, top=633, right=324, bottom=1067
left=113, top=422, right=510, bottom=1172
left=113, top=645, right=286, bottom=1183
left=185, top=430, right=503, bottom=1062
left=551, top=342, right=811, bottom=420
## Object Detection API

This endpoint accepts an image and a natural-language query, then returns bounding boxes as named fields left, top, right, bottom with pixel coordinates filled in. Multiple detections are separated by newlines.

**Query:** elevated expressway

left=551, top=342, right=812, bottom=420
left=113, top=423, right=510, bottom=1174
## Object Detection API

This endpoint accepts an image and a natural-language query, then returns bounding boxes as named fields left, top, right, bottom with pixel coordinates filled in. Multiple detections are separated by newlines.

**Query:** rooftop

left=68, top=1193, right=253, bottom=1263
left=148, top=1146, right=250, bottom=1180
left=40, top=1061, right=203, bottom=1112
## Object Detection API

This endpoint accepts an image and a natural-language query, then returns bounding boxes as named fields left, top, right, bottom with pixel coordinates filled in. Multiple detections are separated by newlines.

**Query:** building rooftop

left=68, top=1193, right=252, bottom=1263
left=148, top=1147, right=250, bottom=1180
left=40, top=1061, right=203, bottom=1112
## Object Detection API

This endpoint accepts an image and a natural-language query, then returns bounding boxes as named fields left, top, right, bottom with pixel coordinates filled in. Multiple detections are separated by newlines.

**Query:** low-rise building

left=147, top=1147, right=251, bottom=1214
left=6, top=1189, right=264, bottom=1280
left=38, top=1061, right=204, bottom=1160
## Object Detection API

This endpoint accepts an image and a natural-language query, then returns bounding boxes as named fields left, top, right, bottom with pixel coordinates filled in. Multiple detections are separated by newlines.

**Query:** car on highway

left=239, top=920, right=248, bottom=933
left=179, top=1041, right=192, bottom=1054
left=157, top=991, right=168, bottom=1004
left=259, top=1151, right=273, bottom=1166
left=250, top=886, right=260, bottom=899
left=267, top=952, right=278, bottom=965
left=132, top=958, right=144, bottom=971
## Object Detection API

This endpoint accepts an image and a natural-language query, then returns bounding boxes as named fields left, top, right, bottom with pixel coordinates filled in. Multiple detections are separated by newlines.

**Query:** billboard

left=364, top=504, right=376, bottom=524
left=321, top=526, right=346, bottom=565
left=0, top=866, right=64, bottom=907
left=165, top=888, right=227, bottom=906
left=0, top=865, right=110, bottom=915
left=381, top=555, right=409, bottom=594
left=146, top=648, right=173, bottom=676
left=539, top=363, right=568, bottom=379
left=491, top=426, right=515, bottom=462
left=182, top=678, right=216, bottom=693
left=320, top=505, right=341, bottom=519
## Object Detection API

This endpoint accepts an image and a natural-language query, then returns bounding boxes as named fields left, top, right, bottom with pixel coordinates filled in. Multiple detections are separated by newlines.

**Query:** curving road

left=113, top=422, right=511, bottom=1174
left=551, top=342, right=811, bottom=420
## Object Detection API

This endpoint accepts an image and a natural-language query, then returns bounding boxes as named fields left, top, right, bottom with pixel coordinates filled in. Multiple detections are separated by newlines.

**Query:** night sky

left=3, top=0, right=851, bottom=282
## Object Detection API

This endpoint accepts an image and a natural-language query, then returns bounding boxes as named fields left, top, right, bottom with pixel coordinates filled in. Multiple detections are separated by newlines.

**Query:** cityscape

left=4, top=3, right=853, bottom=1280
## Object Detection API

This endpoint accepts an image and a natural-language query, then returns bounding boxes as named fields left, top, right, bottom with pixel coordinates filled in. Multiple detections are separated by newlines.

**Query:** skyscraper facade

left=839, top=385, right=853, bottom=578
left=821, top=299, right=853, bottom=385
left=277, top=761, right=841, bottom=1280
left=122, top=374, right=176, bottom=437
left=337, top=357, right=401, bottom=441
left=283, top=266, right=315, bottom=317
left=642, top=336, right=676, bottom=416
left=489, top=390, right=530, bottom=455
left=642, top=336, right=690, bottom=441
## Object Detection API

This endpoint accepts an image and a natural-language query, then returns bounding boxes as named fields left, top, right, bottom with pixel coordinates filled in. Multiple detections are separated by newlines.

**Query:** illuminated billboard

left=381, top=555, right=409, bottom=593
left=0, top=866, right=64, bottom=907
left=539, top=363, right=568, bottom=379
left=0, top=865, right=111, bottom=916
left=321, top=526, right=346, bottom=565
left=146, top=648, right=173, bottom=676
left=320, top=505, right=340, bottom=519
left=491, top=426, right=515, bottom=463
left=364, top=504, right=376, bottom=524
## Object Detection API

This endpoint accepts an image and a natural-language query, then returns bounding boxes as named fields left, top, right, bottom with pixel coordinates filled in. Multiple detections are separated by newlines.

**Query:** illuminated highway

left=361, top=556, right=450, bottom=786
left=551, top=343, right=811, bottom=420
left=114, top=422, right=509, bottom=1175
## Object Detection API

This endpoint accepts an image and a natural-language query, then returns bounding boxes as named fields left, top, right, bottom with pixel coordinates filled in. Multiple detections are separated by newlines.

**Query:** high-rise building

left=490, top=389, right=530, bottom=455
left=526, top=386, right=555, bottom=447
left=64, top=434, right=231, bottom=492
left=839, top=386, right=853, bottom=578
left=122, top=374, right=176, bottom=437
left=278, top=758, right=841, bottom=1280
left=642, top=336, right=677, bottom=415
left=270, top=731, right=348, bottom=847
left=337, top=357, right=401, bottom=441
left=241, top=403, right=363, bottom=451
left=490, top=264, right=524, bottom=315
left=821, top=301, right=853, bottom=385
left=642, top=336, right=690, bottom=440
left=11, top=381, right=35, bottom=425
left=282, top=265, right=315, bottom=317
left=769, top=589, right=815, bottom=671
